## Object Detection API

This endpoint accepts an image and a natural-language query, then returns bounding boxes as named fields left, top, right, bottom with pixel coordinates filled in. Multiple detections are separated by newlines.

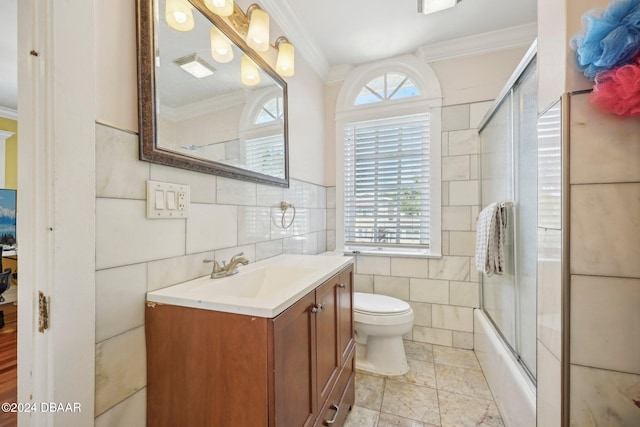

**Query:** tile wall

left=93, top=123, right=330, bottom=423
left=567, top=93, right=640, bottom=426
left=351, top=100, right=493, bottom=350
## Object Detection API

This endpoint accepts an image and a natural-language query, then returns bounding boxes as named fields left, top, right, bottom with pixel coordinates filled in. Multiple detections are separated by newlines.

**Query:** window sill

left=341, top=247, right=442, bottom=259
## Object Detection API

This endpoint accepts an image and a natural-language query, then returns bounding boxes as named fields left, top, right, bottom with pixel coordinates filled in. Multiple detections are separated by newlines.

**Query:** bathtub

left=474, top=309, right=536, bottom=427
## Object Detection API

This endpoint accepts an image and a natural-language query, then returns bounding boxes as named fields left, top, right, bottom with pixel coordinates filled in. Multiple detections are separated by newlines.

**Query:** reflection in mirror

left=137, top=0, right=289, bottom=186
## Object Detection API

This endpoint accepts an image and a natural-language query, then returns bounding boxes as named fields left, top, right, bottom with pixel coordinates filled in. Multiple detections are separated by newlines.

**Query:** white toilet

left=353, top=292, right=414, bottom=376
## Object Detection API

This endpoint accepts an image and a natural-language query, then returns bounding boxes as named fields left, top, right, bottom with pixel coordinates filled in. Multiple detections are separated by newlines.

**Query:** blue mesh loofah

left=570, top=0, right=640, bottom=80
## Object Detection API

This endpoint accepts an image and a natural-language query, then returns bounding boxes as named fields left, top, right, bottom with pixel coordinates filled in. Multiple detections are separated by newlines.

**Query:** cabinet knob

left=338, top=283, right=346, bottom=289
left=324, top=404, right=339, bottom=425
left=311, top=303, right=326, bottom=314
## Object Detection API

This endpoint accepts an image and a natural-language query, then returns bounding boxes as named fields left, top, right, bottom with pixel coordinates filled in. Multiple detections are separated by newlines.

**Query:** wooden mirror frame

left=136, top=0, right=289, bottom=187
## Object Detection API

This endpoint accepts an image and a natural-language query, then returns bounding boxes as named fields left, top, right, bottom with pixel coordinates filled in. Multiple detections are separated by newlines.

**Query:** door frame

left=17, top=0, right=96, bottom=425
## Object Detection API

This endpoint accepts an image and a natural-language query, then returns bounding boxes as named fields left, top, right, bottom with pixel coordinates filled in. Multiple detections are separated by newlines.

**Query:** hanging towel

left=475, top=202, right=506, bottom=276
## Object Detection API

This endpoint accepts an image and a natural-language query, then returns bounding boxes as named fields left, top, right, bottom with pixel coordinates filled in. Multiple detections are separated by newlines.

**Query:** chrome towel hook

left=280, top=201, right=296, bottom=229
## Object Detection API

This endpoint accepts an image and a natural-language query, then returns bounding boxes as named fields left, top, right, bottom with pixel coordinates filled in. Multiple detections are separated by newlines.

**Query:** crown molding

left=258, top=0, right=331, bottom=80
left=0, top=106, right=18, bottom=120
left=416, top=22, right=537, bottom=63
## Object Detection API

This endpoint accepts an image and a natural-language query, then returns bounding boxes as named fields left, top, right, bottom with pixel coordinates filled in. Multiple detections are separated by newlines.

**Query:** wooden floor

left=0, top=304, right=17, bottom=427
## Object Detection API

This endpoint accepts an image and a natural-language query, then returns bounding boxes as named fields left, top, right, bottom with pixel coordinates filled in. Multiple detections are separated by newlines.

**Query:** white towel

left=475, top=202, right=506, bottom=276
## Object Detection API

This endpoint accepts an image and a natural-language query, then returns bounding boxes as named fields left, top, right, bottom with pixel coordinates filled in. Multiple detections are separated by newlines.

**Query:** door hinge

left=38, top=291, right=50, bottom=333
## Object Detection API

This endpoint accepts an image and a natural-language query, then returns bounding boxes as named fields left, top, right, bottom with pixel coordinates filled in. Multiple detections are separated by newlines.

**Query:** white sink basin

left=147, top=254, right=353, bottom=318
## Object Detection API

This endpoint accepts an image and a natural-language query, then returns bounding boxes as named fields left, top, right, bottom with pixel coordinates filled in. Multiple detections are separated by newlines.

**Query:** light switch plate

left=146, top=180, right=190, bottom=219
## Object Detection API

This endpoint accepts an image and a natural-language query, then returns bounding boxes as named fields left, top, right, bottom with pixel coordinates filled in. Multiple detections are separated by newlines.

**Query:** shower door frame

left=477, top=41, right=538, bottom=384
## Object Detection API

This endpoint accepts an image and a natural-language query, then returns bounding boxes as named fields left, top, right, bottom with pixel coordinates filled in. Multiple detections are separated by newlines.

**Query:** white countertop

left=146, top=254, right=353, bottom=318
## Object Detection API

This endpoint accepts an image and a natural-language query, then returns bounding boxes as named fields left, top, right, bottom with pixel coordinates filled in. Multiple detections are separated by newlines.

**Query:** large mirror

left=137, top=0, right=289, bottom=187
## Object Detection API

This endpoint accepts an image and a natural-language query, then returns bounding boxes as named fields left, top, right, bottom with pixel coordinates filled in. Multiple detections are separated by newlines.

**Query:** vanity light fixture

left=204, top=0, right=234, bottom=17
left=166, top=0, right=195, bottom=31
left=275, top=36, right=294, bottom=77
left=246, top=5, right=270, bottom=52
left=174, top=54, right=217, bottom=78
left=210, top=26, right=234, bottom=63
left=241, top=54, right=260, bottom=86
left=417, top=0, right=461, bottom=14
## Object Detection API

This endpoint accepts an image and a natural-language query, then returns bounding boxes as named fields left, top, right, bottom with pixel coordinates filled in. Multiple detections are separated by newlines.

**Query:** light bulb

left=204, top=0, right=234, bottom=17
left=241, top=55, right=260, bottom=86
left=276, top=40, right=295, bottom=77
left=166, top=0, right=194, bottom=31
left=247, top=8, right=269, bottom=52
left=210, top=26, right=234, bottom=63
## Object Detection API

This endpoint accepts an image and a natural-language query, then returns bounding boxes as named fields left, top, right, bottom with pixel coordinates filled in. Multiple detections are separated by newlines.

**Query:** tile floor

left=344, top=341, right=504, bottom=427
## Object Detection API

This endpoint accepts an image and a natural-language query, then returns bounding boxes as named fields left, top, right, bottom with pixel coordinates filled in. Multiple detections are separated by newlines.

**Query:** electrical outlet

left=147, top=180, right=190, bottom=219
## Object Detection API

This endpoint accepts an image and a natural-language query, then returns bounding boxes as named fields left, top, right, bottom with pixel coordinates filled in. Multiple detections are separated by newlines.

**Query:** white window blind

left=537, top=102, right=562, bottom=230
left=344, top=113, right=431, bottom=249
left=244, top=135, right=285, bottom=179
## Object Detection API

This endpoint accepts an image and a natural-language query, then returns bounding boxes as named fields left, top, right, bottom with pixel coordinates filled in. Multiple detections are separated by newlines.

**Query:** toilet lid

left=354, top=292, right=412, bottom=315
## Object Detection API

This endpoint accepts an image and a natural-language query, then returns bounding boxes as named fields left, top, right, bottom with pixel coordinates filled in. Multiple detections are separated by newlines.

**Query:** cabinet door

left=315, top=275, right=340, bottom=407
left=337, top=266, right=354, bottom=365
left=271, top=291, right=317, bottom=427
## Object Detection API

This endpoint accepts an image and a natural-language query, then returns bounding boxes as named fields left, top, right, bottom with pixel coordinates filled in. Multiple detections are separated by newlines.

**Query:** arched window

left=254, top=95, right=284, bottom=124
left=336, top=56, right=442, bottom=256
left=355, top=72, right=420, bottom=105
left=239, top=90, right=286, bottom=179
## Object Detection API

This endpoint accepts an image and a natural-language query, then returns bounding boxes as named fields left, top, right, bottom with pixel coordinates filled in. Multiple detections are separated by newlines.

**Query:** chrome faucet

left=203, top=252, right=250, bottom=279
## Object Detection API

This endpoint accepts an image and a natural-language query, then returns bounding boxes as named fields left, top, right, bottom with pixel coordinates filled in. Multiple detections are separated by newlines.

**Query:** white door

left=17, top=0, right=96, bottom=425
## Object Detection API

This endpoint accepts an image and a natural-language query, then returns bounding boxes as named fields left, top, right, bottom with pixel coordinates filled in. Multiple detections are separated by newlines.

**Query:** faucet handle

left=230, top=252, right=244, bottom=262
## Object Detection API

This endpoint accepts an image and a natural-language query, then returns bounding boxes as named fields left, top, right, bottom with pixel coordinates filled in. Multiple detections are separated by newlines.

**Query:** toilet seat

left=354, top=292, right=412, bottom=316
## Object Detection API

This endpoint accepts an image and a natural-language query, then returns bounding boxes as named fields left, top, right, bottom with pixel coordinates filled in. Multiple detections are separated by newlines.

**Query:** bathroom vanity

left=145, top=254, right=354, bottom=427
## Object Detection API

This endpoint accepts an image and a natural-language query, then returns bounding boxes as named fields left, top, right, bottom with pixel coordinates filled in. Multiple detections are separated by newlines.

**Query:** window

left=336, top=57, right=442, bottom=256
left=355, top=72, right=420, bottom=105
left=241, top=92, right=286, bottom=179
left=344, top=114, right=431, bottom=250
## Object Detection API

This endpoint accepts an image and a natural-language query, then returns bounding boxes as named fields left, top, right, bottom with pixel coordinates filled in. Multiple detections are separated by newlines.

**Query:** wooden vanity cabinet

left=146, top=264, right=354, bottom=427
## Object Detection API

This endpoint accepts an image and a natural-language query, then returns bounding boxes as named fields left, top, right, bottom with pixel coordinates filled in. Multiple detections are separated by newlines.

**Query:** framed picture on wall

left=0, top=189, right=17, bottom=246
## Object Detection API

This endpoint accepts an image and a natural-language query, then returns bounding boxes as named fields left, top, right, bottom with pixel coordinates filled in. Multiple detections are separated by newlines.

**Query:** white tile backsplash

left=237, top=206, right=272, bottom=245
left=410, top=301, right=432, bottom=327
left=255, top=239, right=283, bottom=261
left=146, top=251, right=213, bottom=292
left=186, top=203, right=238, bottom=254
left=571, top=183, right=640, bottom=278
left=448, top=130, right=479, bottom=156
left=449, top=232, right=476, bottom=256
left=96, top=264, right=146, bottom=343
left=149, top=164, right=216, bottom=204
left=216, top=177, right=257, bottom=206
left=96, top=124, right=149, bottom=200
left=442, top=206, right=471, bottom=231
left=429, top=256, right=470, bottom=281
left=413, top=326, right=453, bottom=347
left=570, top=93, right=640, bottom=185
left=95, top=326, right=146, bottom=416
left=256, top=184, right=283, bottom=207
left=390, top=257, right=428, bottom=278
left=570, top=364, right=640, bottom=427
left=374, top=276, right=410, bottom=300
left=442, top=104, right=470, bottom=132
left=96, top=199, right=185, bottom=270
left=442, top=156, right=471, bottom=181
left=410, top=278, right=450, bottom=305
left=357, top=256, right=391, bottom=276
left=95, top=388, right=146, bottom=427
left=432, top=304, right=474, bottom=332
left=571, top=275, right=640, bottom=375
left=449, top=281, right=479, bottom=308
left=354, top=274, right=374, bottom=293
left=449, top=181, right=479, bottom=206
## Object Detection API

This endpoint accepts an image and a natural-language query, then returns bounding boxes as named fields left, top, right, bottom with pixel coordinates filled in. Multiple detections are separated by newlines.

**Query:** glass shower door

left=479, top=58, right=538, bottom=380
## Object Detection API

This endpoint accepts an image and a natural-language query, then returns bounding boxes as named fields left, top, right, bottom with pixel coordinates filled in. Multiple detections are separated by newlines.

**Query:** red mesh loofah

left=590, top=55, right=640, bottom=117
